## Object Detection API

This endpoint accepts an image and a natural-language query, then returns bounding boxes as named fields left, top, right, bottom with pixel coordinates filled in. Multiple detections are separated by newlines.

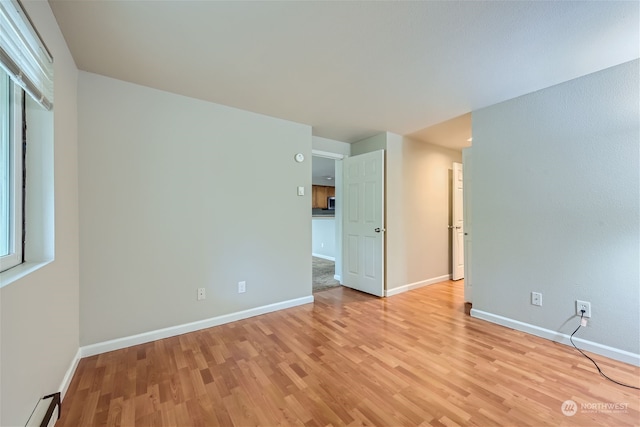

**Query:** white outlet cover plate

left=531, top=292, right=542, bottom=306
left=576, top=300, right=591, bottom=317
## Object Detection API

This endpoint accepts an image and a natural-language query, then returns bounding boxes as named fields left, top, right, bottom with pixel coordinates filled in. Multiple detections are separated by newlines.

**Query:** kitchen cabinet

left=312, top=185, right=335, bottom=209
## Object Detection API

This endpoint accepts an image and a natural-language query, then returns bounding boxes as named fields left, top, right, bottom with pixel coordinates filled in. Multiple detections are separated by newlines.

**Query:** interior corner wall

left=385, top=134, right=462, bottom=291
left=471, top=60, right=640, bottom=354
left=78, top=72, right=312, bottom=346
left=0, top=2, right=80, bottom=426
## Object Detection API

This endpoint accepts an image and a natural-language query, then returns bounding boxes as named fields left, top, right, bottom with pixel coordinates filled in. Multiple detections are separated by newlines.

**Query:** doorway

left=311, top=151, right=344, bottom=292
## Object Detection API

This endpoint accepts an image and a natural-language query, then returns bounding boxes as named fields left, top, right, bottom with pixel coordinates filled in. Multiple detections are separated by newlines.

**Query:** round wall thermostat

left=294, top=153, right=305, bottom=163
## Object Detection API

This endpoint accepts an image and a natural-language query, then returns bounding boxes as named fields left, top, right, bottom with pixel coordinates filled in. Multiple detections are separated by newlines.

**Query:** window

left=0, top=0, right=53, bottom=278
left=0, top=69, right=23, bottom=272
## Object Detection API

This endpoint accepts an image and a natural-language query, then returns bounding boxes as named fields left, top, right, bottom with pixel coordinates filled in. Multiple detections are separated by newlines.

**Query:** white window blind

left=0, top=0, right=53, bottom=110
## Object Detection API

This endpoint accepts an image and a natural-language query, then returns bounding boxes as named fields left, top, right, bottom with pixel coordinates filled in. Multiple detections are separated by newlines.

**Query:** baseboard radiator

left=25, top=393, right=60, bottom=427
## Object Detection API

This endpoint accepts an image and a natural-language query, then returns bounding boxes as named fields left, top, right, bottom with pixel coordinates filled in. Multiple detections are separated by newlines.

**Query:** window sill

left=0, top=259, right=53, bottom=289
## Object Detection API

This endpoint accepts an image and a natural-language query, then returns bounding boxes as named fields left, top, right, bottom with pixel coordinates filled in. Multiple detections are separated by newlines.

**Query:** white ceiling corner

left=48, top=0, right=640, bottom=148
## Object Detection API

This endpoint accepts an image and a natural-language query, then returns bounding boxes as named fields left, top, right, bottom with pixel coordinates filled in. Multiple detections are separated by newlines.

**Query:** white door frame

left=462, top=148, right=472, bottom=302
left=312, top=150, right=345, bottom=282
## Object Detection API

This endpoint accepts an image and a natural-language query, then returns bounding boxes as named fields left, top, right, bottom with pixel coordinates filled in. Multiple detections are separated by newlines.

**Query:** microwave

left=327, top=196, right=335, bottom=210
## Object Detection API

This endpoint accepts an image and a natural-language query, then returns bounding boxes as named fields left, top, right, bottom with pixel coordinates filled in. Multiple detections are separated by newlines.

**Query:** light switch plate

left=297, top=186, right=304, bottom=196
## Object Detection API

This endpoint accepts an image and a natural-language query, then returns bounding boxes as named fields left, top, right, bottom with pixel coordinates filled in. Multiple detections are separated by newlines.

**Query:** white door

left=342, top=150, right=385, bottom=297
left=462, top=149, right=472, bottom=302
left=452, top=162, right=464, bottom=280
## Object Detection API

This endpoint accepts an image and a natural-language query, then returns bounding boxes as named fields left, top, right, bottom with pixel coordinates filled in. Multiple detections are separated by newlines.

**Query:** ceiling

left=312, top=156, right=336, bottom=187
left=408, top=112, right=471, bottom=151
left=49, top=1, right=639, bottom=149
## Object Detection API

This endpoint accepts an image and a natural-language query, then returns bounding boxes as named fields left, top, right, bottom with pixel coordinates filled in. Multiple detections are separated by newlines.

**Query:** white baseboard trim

left=312, top=253, right=335, bottom=261
left=385, top=274, right=452, bottom=297
left=81, top=295, right=314, bottom=358
left=333, top=274, right=341, bottom=282
left=471, top=309, right=640, bottom=367
left=59, top=348, right=82, bottom=400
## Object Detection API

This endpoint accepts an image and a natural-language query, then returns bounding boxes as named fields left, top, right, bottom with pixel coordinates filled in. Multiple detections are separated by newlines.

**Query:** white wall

left=312, top=135, right=350, bottom=156
left=0, top=1, right=80, bottom=425
left=471, top=60, right=639, bottom=356
left=312, top=218, right=335, bottom=260
left=351, top=132, right=387, bottom=155
left=78, top=72, right=312, bottom=345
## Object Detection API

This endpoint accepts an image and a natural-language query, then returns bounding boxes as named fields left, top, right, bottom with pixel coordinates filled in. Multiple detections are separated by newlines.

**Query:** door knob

left=375, top=227, right=386, bottom=233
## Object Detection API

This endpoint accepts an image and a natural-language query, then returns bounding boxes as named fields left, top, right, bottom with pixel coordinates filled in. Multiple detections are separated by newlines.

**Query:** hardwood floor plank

left=284, top=394, right=313, bottom=424
left=56, top=281, right=640, bottom=426
left=105, top=396, right=123, bottom=427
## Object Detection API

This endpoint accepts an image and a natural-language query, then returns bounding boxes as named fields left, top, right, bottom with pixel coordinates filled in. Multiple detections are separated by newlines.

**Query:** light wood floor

left=57, top=281, right=640, bottom=426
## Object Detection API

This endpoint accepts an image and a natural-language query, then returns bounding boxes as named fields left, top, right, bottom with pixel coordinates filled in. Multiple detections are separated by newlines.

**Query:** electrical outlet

left=197, top=288, right=206, bottom=301
left=238, top=281, right=246, bottom=294
left=576, top=300, right=591, bottom=318
left=531, top=292, right=542, bottom=307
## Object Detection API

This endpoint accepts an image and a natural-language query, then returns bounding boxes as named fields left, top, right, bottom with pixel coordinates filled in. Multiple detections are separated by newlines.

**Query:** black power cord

left=570, top=310, right=640, bottom=390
